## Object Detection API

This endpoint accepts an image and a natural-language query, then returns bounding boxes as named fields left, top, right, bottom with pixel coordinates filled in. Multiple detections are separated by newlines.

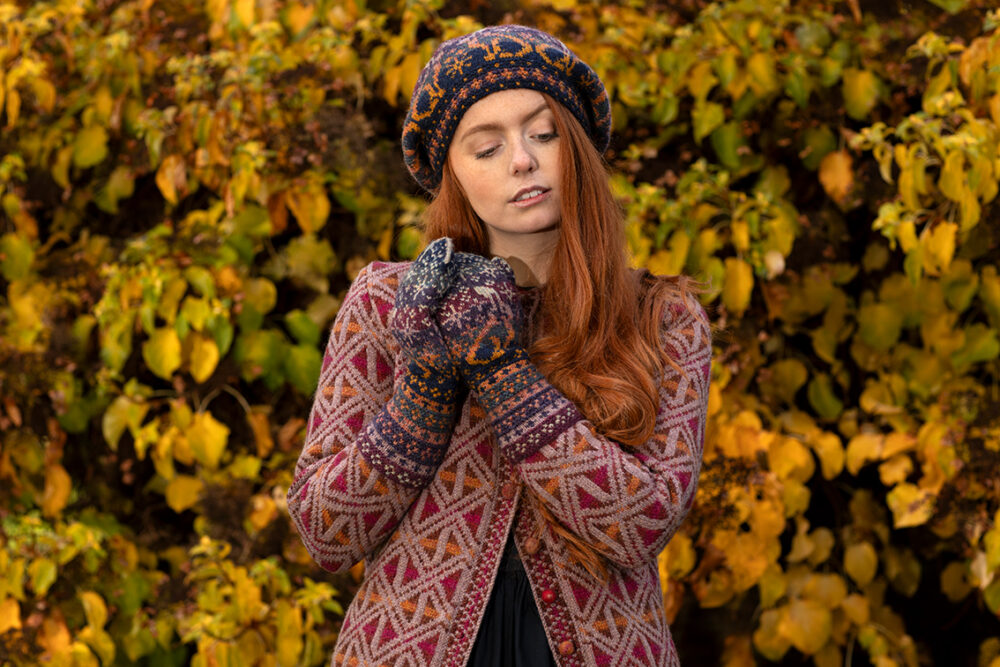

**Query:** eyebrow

left=457, top=102, right=551, bottom=142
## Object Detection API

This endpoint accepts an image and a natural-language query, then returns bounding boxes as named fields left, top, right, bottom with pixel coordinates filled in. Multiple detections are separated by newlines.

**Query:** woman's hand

left=436, top=252, right=526, bottom=389
left=390, top=237, right=459, bottom=382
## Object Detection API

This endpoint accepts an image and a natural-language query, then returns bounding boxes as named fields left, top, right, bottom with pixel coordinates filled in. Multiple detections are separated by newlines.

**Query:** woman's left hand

left=436, top=252, right=526, bottom=389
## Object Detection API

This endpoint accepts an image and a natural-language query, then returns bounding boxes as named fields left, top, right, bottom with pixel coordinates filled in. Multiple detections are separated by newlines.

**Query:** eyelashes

left=472, top=131, right=559, bottom=160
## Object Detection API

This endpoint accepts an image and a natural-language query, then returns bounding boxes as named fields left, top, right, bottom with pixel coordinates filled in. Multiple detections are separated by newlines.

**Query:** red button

left=500, top=482, right=516, bottom=499
left=541, top=589, right=556, bottom=603
left=523, top=537, right=540, bottom=555
left=558, top=640, right=575, bottom=656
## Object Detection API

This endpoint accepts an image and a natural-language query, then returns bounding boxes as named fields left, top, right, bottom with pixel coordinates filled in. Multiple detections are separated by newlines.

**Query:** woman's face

left=447, top=89, right=562, bottom=254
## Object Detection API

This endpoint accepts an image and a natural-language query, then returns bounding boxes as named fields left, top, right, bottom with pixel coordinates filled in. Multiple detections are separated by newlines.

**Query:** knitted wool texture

left=401, top=24, right=611, bottom=192
left=357, top=239, right=460, bottom=487
left=438, top=252, right=582, bottom=461
left=288, top=261, right=712, bottom=667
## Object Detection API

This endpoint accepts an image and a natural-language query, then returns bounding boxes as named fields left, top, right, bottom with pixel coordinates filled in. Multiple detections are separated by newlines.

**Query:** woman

left=287, top=25, right=712, bottom=667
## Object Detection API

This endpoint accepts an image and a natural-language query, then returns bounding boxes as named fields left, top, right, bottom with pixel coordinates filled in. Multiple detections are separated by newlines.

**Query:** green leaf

left=800, top=125, right=836, bottom=171
left=0, top=233, right=34, bottom=281
left=808, top=373, right=843, bottom=420
left=233, top=204, right=271, bottom=238
left=184, top=266, right=216, bottom=298
left=857, top=303, right=902, bottom=351
left=710, top=121, right=745, bottom=170
left=285, top=310, right=321, bottom=346
left=142, top=328, right=183, bottom=380
left=28, top=558, right=57, bottom=596
left=951, top=324, right=999, bottom=371
left=925, top=0, right=968, bottom=13
left=693, top=101, right=725, bottom=143
left=73, top=125, right=109, bottom=168
left=284, top=344, right=322, bottom=395
left=94, top=166, right=135, bottom=214
left=842, top=68, right=881, bottom=120
left=396, top=226, right=423, bottom=260
left=284, top=235, right=338, bottom=293
left=234, top=329, right=286, bottom=383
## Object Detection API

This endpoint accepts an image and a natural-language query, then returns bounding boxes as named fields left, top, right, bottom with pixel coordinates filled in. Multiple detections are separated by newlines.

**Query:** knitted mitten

left=362, top=238, right=461, bottom=487
left=437, top=253, right=582, bottom=461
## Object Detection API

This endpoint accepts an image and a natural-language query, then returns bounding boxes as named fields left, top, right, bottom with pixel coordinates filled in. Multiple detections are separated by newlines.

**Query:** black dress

left=466, top=527, right=558, bottom=666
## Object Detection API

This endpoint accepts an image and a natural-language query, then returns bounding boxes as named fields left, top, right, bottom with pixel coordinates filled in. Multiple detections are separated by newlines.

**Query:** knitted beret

left=401, top=24, right=612, bottom=192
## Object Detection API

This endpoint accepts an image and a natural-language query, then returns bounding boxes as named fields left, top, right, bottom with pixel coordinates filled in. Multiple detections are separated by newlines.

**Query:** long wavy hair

left=422, top=93, right=692, bottom=577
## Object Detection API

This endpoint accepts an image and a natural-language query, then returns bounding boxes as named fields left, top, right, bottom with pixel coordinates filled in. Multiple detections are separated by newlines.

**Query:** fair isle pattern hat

left=401, top=24, right=612, bottom=192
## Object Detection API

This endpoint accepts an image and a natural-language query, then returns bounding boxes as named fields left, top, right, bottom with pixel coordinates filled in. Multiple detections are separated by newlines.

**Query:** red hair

left=423, top=94, right=693, bottom=576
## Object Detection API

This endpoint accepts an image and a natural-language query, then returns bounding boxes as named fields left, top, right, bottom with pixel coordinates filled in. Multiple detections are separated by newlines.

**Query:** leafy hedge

left=1, top=0, right=999, bottom=664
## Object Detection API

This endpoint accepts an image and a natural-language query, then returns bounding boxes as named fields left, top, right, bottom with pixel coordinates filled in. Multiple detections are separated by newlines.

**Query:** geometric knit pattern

left=286, top=261, right=712, bottom=667
left=401, top=24, right=611, bottom=192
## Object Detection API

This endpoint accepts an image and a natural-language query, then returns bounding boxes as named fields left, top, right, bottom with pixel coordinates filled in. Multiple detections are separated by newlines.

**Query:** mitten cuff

left=474, top=349, right=584, bottom=461
left=356, top=365, right=458, bottom=488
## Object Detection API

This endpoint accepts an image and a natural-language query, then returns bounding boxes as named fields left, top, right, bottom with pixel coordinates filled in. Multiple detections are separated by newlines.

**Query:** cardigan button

left=541, top=589, right=556, bottom=603
left=523, top=537, right=540, bottom=555
left=558, top=640, right=575, bottom=656
left=500, top=482, right=516, bottom=499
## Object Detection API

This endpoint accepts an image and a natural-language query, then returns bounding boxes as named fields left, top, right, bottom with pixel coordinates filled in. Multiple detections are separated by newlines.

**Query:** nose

left=509, top=137, right=537, bottom=175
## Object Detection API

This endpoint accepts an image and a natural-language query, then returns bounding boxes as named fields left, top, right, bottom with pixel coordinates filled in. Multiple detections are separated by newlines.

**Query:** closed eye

left=474, top=146, right=498, bottom=159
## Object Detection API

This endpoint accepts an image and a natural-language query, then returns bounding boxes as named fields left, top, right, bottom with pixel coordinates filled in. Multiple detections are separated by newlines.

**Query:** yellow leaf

left=721, top=635, right=755, bottom=667
left=842, top=68, right=880, bottom=120
left=807, top=528, right=835, bottom=566
left=38, top=611, right=71, bottom=655
left=747, top=52, right=779, bottom=97
left=758, top=564, right=786, bottom=608
left=73, top=125, right=109, bottom=169
left=399, top=51, right=424, bottom=103
left=938, top=150, right=966, bottom=202
left=878, top=453, right=913, bottom=486
left=32, top=78, right=56, bottom=113
left=802, top=573, right=847, bottom=608
left=156, top=155, right=187, bottom=205
left=660, top=532, right=696, bottom=579
left=779, top=598, right=832, bottom=655
left=188, top=411, right=230, bottom=469
left=722, top=257, right=753, bottom=316
left=51, top=146, right=73, bottom=190
left=285, top=1, right=314, bottom=34
left=79, top=591, right=108, bottom=628
left=0, top=597, right=21, bottom=634
left=42, top=463, right=71, bottom=517
left=840, top=593, right=870, bottom=624
left=811, top=432, right=844, bottom=479
left=165, top=475, right=204, bottom=512
left=752, top=608, right=791, bottom=661
left=882, top=432, right=916, bottom=459
left=939, top=561, right=972, bottom=602
left=769, top=436, right=814, bottom=483
left=5, top=89, right=21, bottom=128
left=818, top=150, right=853, bottom=204
left=844, top=542, right=878, bottom=586
left=188, top=334, right=220, bottom=383
left=28, top=558, right=57, bottom=596
left=887, top=482, right=934, bottom=528
left=921, top=222, right=957, bottom=276
left=247, top=409, right=274, bottom=458
left=248, top=494, right=278, bottom=532
left=142, top=327, right=182, bottom=380
left=845, top=432, right=883, bottom=475
left=234, top=0, right=254, bottom=26
left=286, top=180, right=331, bottom=234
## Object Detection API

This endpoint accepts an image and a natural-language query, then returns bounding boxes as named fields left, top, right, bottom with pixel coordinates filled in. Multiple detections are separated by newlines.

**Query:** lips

left=510, top=186, right=550, bottom=203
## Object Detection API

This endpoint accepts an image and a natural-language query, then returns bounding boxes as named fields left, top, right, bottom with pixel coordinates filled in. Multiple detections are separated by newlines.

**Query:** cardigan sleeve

left=513, top=296, right=712, bottom=570
left=286, top=263, right=423, bottom=573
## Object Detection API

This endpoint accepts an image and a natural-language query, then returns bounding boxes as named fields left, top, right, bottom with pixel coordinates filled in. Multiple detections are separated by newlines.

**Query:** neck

left=487, top=229, right=558, bottom=287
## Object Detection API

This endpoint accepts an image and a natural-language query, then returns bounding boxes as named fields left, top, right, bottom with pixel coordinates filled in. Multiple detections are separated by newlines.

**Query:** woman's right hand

left=390, top=237, right=459, bottom=383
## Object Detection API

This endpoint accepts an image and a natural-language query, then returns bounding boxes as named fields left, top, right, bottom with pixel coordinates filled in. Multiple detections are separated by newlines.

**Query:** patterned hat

left=401, top=24, right=612, bottom=192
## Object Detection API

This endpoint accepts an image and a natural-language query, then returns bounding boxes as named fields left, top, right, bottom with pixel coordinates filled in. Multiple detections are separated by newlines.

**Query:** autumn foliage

left=1, top=0, right=1000, bottom=665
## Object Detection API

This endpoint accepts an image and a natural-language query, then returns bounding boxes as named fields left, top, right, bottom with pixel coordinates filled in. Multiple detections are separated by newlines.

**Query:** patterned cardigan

left=287, top=261, right=712, bottom=667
